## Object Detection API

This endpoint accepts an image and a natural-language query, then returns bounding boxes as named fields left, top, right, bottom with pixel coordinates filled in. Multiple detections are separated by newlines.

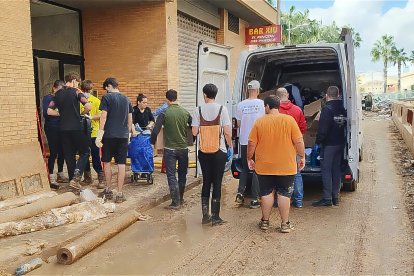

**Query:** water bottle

left=15, top=258, right=43, bottom=276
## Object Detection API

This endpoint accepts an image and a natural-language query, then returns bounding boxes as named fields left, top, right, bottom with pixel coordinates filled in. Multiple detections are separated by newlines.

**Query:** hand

left=247, top=159, right=255, bottom=170
left=135, top=124, right=143, bottom=133
left=298, top=156, right=305, bottom=171
left=131, top=129, right=138, bottom=137
left=95, top=130, right=104, bottom=148
left=83, top=114, right=92, bottom=120
left=226, top=148, right=234, bottom=162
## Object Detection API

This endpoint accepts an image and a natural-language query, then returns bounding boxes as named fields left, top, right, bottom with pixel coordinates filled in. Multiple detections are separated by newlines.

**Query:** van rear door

left=341, top=29, right=360, bottom=182
left=196, top=41, right=231, bottom=176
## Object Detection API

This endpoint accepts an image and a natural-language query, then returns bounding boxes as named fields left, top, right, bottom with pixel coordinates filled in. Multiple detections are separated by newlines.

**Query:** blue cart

left=128, top=132, right=154, bottom=184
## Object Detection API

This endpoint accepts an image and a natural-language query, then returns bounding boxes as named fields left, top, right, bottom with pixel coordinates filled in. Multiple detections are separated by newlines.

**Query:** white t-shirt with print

left=236, top=98, right=265, bottom=145
left=192, top=102, right=231, bottom=153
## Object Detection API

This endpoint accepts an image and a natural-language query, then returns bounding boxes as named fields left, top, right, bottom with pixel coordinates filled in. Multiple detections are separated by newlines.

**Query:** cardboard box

left=303, top=130, right=317, bottom=147
left=310, top=110, right=321, bottom=130
left=304, top=99, right=321, bottom=117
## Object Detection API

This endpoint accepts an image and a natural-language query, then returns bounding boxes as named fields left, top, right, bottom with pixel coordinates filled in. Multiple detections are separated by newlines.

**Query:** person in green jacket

left=151, top=89, right=192, bottom=209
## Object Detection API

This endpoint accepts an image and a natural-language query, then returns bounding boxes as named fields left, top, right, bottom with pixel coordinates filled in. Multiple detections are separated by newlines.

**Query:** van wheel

left=343, top=180, right=357, bottom=192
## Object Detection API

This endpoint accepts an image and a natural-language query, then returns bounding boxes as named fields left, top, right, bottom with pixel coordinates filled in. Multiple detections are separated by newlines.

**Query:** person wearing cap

left=235, top=80, right=265, bottom=208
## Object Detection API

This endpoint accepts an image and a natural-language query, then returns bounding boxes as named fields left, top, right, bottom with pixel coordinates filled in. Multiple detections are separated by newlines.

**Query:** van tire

left=343, top=180, right=357, bottom=192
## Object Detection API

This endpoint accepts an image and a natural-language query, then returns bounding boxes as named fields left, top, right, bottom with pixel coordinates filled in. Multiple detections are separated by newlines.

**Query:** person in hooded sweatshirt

left=313, top=86, right=346, bottom=207
left=276, top=87, right=306, bottom=208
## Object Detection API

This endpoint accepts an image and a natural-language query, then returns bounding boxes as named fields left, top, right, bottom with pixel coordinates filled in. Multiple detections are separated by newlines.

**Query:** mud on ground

left=389, top=123, right=414, bottom=230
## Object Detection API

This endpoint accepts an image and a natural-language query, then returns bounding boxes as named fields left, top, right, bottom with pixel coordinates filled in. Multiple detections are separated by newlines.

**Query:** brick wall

left=217, top=10, right=249, bottom=92
left=82, top=2, right=170, bottom=110
left=0, top=1, right=38, bottom=147
left=0, top=1, right=49, bottom=199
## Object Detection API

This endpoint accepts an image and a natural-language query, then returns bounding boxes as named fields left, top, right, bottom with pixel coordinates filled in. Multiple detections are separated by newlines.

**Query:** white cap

left=247, top=80, right=260, bottom=90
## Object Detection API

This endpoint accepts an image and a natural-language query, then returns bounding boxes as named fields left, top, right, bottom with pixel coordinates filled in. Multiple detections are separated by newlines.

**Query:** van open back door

left=196, top=41, right=231, bottom=176
left=341, top=28, right=360, bottom=183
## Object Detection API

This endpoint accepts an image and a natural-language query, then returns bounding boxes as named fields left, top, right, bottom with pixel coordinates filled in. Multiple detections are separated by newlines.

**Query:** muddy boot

left=56, top=172, right=69, bottom=183
left=82, top=171, right=92, bottom=185
left=179, top=185, right=185, bottom=205
left=165, top=185, right=180, bottom=209
left=69, top=169, right=82, bottom=190
left=97, top=172, right=105, bottom=189
left=211, top=198, right=226, bottom=226
left=201, top=197, right=211, bottom=224
left=49, top=174, right=60, bottom=190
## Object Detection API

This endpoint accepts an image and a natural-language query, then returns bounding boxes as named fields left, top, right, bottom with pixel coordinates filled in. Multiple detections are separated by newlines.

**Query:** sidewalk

left=0, top=155, right=200, bottom=274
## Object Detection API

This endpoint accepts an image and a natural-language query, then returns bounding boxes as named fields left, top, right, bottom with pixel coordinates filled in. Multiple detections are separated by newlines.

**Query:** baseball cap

left=247, top=80, right=260, bottom=90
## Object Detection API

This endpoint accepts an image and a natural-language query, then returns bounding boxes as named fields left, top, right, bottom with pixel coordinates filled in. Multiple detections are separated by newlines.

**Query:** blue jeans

left=237, top=145, right=259, bottom=199
left=164, top=148, right=189, bottom=205
left=85, top=137, right=103, bottom=173
left=292, top=155, right=304, bottom=204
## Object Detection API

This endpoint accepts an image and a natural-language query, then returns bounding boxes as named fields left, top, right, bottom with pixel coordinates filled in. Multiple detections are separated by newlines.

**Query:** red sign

left=245, top=25, right=282, bottom=45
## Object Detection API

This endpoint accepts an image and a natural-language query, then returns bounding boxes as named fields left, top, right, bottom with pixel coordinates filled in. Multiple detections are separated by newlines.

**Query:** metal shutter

left=178, top=13, right=216, bottom=113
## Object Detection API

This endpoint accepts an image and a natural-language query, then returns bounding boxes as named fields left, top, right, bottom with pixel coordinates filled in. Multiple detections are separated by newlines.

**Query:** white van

left=196, top=28, right=360, bottom=191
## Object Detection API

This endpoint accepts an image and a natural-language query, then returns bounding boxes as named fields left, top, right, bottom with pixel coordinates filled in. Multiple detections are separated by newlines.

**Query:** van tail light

left=233, top=171, right=239, bottom=176
left=232, top=117, right=239, bottom=154
left=345, top=174, right=352, bottom=180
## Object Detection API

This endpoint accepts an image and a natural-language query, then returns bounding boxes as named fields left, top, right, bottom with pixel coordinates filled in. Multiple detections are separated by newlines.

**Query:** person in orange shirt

left=247, top=95, right=305, bottom=233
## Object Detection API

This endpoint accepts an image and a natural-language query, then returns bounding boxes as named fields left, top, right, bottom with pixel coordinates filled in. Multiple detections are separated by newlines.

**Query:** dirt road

left=33, top=117, right=413, bottom=275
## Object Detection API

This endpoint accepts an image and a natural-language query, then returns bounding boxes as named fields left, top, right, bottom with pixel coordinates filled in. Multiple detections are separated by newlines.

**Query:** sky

left=280, top=0, right=414, bottom=77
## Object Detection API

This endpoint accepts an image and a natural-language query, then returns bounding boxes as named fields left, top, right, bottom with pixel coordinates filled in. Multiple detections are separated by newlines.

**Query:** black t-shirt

left=100, top=92, right=133, bottom=139
left=132, top=106, right=154, bottom=128
left=52, top=87, right=88, bottom=131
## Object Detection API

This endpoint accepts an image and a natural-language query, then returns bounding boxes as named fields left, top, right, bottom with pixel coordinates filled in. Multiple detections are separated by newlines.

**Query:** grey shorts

left=257, top=174, right=295, bottom=198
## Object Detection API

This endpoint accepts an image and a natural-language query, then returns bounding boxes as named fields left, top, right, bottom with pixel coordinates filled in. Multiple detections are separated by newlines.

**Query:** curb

left=137, top=177, right=202, bottom=212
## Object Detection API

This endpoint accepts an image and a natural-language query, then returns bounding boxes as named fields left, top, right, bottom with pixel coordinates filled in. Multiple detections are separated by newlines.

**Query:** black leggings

left=44, top=126, right=64, bottom=174
left=198, top=150, right=227, bottom=200
left=61, top=130, right=90, bottom=180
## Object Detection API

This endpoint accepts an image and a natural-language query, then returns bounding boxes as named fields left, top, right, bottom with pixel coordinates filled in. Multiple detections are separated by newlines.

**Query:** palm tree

left=280, top=6, right=362, bottom=48
left=390, top=47, right=409, bottom=92
left=351, top=29, right=362, bottom=48
left=411, top=50, right=414, bottom=64
left=371, top=35, right=396, bottom=93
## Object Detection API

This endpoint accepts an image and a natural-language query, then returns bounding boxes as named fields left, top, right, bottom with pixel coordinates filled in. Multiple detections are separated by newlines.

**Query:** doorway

left=30, top=0, right=84, bottom=146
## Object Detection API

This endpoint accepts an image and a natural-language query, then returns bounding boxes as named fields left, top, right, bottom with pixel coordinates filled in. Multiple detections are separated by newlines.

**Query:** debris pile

left=0, top=199, right=115, bottom=238
left=372, top=99, right=392, bottom=118
left=390, top=125, right=414, bottom=229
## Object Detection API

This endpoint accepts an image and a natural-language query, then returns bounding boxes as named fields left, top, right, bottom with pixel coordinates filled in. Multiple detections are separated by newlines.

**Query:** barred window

left=228, top=13, right=239, bottom=34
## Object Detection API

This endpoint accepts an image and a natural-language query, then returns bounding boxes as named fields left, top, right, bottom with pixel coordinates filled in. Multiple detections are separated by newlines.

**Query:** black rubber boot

left=166, top=185, right=180, bottom=209
left=179, top=185, right=185, bottom=205
left=211, top=198, right=226, bottom=226
left=201, top=197, right=211, bottom=224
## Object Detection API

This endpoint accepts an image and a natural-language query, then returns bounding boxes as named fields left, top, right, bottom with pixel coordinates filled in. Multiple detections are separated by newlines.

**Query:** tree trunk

left=398, top=62, right=401, bottom=92
left=383, top=59, right=388, bottom=93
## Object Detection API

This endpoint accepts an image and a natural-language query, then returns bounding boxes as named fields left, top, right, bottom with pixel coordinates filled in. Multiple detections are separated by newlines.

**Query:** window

left=228, top=13, right=239, bottom=34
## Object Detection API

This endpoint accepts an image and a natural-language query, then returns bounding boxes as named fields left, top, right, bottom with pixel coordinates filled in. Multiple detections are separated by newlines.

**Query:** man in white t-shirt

left=235, top=80, right=265, bottom=208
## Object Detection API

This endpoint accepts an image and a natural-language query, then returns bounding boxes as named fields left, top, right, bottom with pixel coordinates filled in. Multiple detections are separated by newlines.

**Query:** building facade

left=0, top=0, right=277, bottom=199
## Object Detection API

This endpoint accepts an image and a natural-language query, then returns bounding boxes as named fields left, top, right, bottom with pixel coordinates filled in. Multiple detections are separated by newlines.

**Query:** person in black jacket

left=132, top=93, right=155, bottom=130
left=312, top=86, right=346, bottom=207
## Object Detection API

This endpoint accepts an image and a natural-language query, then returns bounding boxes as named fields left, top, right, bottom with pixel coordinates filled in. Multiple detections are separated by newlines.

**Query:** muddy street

left=32, top=116, right=414, bottom=275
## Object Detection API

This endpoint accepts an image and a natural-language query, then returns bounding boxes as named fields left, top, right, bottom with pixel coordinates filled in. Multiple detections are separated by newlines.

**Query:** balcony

left=206, top=0, right=277, bottom=26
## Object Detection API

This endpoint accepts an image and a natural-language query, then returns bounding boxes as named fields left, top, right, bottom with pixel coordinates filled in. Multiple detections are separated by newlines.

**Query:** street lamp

left=287, top=23, right=310, bottom=45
